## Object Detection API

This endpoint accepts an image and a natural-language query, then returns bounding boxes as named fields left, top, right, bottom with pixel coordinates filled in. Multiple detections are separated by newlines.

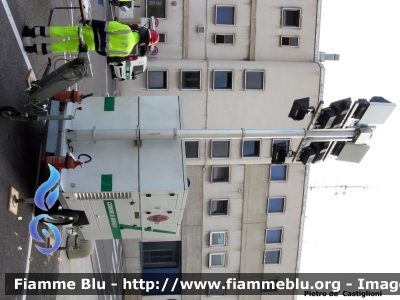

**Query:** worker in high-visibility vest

left=23, top=19, right=159, bottom=56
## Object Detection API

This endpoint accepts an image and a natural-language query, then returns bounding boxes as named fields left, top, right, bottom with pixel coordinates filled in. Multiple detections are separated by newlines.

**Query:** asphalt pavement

left=0, top=0, right=116, bottom=299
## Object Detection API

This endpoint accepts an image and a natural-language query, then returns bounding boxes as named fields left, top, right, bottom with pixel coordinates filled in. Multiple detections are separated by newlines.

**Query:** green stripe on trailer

left=125, top=61, right=131, bottom=80
left=104, top=200, right=122, bottom=239
left=104, top=97, right=115, bottom=111
left=101, top=174, right=112, bottom=191
left=120, top=224, right=175, bottom=235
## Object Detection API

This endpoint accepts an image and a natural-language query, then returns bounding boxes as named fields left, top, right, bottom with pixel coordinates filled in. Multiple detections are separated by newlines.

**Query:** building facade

left=121, top=0, right=323, bottom=299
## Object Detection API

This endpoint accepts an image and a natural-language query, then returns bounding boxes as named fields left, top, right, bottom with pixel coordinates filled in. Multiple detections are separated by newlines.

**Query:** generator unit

left=57, top=96, right=188, bottom=241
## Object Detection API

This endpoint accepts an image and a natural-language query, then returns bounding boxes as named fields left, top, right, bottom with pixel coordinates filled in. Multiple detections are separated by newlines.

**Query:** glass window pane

left=270, top=165, right=287, bottom=181
left=185, top=141, right=199, bottom=158
left=147, top=0, right=166, bottom=18
left=290, top=37, right=299, bottom=46
left=211, top=200, right=228, bottom=215
left=216, top=6, right=235, bottom=25
left=158, top=33, right=166, bottom=43
left=212, top=140, right=230, bottom=158
left=215, top=35, right=225, bottom=44
left=268, top=198, right=284, bottom=213
left=264, top=250, right=280, bottom=264
left=214, top=71, right=233, bottom=89
left=148, top=71, right=167, bottom=89
left=266, top=229, right=282, bottom=244
left=224, top=35, right=234, bottom=44
left=281, top=37, right=290, bottom=46
left=211, top=232, right=226, bottom=246
left=246, top=72, right=264, bottom=90
left=243, top=140, right=261, bottom=157
left=182, top=71, right=200, bottom=89
left=283, top=9, right=300, bottom=27
left=210, top=253, right=225, bottom=267
left=211, top=166, right=229, bottom=182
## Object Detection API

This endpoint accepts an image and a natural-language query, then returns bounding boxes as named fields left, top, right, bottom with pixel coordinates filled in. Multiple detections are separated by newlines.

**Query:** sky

left=299, top=0, right=400, bottom=285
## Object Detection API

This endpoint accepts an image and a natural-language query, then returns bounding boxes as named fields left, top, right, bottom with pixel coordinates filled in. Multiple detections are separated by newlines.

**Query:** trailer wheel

left=41, top=210, right=79, bottom=225
left=112, top=76, right=125, bottom=81
left=0, top=106, right=20, bottom=120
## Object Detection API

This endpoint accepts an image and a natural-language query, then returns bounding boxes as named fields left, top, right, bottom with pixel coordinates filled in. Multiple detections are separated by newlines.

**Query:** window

left=215, top=5, right=235, bottom=25
left=273, top=139, right=290, bottom=152
left=211, top=140, right=230, bottom=158
left=141, top=241, right=181, bottom=269
left=270, top=165, right=287, bottom=181
left=209, top=253, right=226, bottom=268
left=215, top=34, right=234, bottom=44
left=210, top=199, right=228, bottom=216
left=147, top=0, right=166, bottom=18
left=210, top=231, right=227, bottom=247
left=245, top=71, right=264, bottom=90
left=267, top=197, right=285, bottom=214
left=282, top=8, right=301, bottom=28
left=181, top=70, right=201, bottom=90
left=147, top=70, right=168, bottom=90
left=211, top=166, right=230, bottom=183
left=264, top=249, right=281, bottom=265
left=158, top=33, right=166, bottom=43
left=213, top=70, right=233, bottom=90
left=185, top=140, right=199, bottom=159
left=242, top=139, right=261, bottom=158
left=262, top=278, right=278, bottom=293
left=281, top=36, right=299, bottom=47
left=209, top=282, right=225, bottom=296
left=266, top=228, right=283, bottom=244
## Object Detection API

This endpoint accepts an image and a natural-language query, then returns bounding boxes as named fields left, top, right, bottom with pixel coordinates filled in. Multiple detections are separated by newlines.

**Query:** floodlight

left=299, top=146, right=316, bottom=165
left=352, top=99, right=369, bottom=120
left=315, top=107, right=336, bottom=129
left=330, top=142, right=370, bottom=163
left=288, top=97, right=314, bottom=121
left=329, top=98, right=352, bottom=128
left=331, top=141, right=345, bottom=157
left=271, top=142, right=287, bottom=164
left=358, top=96, right=396, bottom=125
left=309, top=142, right=329, bottom=163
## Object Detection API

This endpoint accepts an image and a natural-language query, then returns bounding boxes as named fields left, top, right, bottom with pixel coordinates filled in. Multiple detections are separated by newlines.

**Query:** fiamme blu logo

left=29, top=164, right=62, bottom=255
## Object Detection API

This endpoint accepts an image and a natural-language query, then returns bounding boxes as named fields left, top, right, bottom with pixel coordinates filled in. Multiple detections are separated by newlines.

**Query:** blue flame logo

left=34, top=164, right=60, bottom=211
left=29, top=214, right=62, bottom=255
left=30, top=164, right=62, bottom=255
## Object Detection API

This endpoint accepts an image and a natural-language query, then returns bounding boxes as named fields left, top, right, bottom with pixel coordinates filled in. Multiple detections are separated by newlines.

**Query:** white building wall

left=120, top=60, right=320, bottom=131
left=255, top=0, right=318, bottom=62
left=122, top=1, right=321, bottom=299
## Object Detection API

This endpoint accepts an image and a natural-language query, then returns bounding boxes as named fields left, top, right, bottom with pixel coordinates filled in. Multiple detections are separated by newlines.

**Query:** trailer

left=38, top=96, right=188, bottom=258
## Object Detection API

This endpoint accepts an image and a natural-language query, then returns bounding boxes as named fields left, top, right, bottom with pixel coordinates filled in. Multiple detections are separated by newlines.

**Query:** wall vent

left=197, top=26, right=205, bottom=34
left=75, top=192, right=131, bottom=200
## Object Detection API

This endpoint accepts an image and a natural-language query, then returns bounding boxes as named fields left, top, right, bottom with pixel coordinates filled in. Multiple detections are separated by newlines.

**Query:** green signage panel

left=101, top=174, right=112, bottom=192
left=104, top=97, right=115, bottom=111
left=104, top=200, right=122, bottom=239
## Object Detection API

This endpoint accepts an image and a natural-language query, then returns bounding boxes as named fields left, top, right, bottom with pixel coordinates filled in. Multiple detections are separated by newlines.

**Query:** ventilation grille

left=197, top=26, right=205, bottom=34
left=75, top=192, right=132, bottom=200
